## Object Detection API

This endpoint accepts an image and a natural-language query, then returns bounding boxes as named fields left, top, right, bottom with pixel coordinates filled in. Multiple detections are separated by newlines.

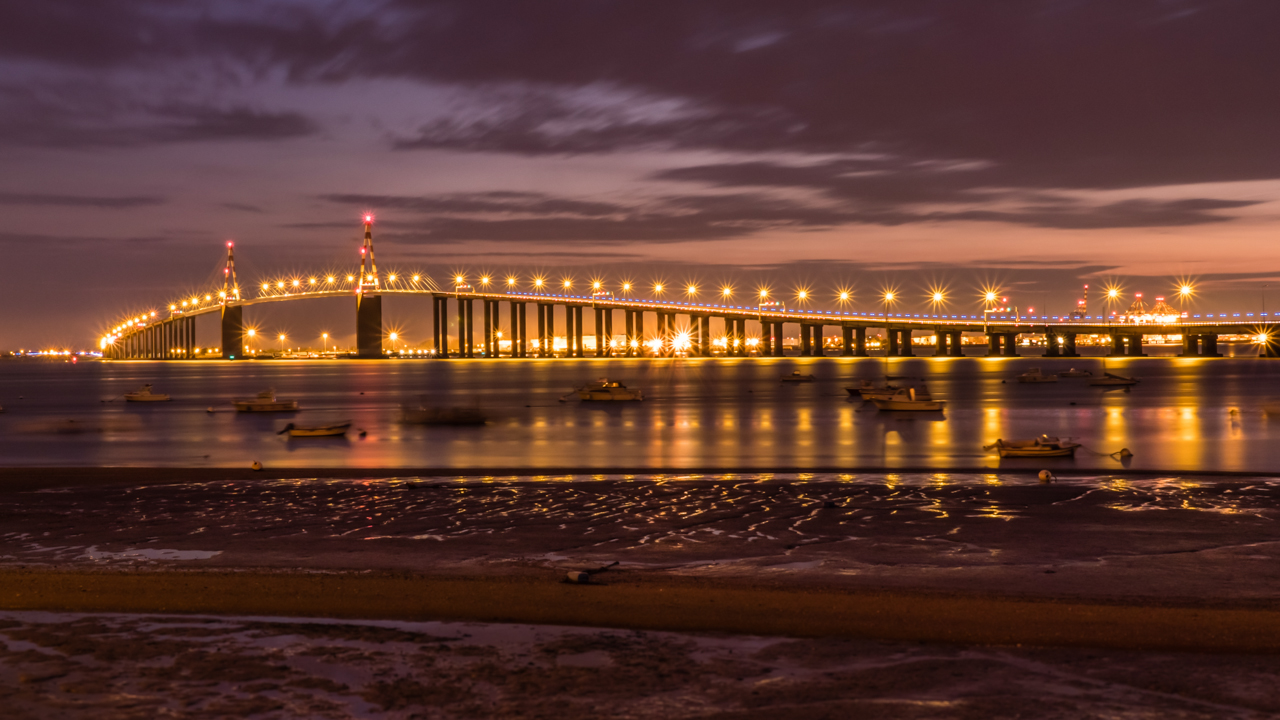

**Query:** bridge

left=102, top=218, right=1280, bottom=361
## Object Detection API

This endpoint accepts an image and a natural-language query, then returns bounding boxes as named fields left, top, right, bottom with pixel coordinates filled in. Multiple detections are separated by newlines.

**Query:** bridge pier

left=1181, top=333, right=1222, bottom=357
left=734, top=318, right=747, bottom=356
left=699, top=315, right=711, bottom=356
left=949, top=331, right=964, bottom=356
left=1203, top=334, right=1221, bottom=357
left=771, top=322, right=784, bottom=356
left=1062, top=333, right=1079, bottom=357
left=356, top=294, right=383, bottom=358
left=986, top=333, right=1018, bottom=357
left=1044, top=332, right=1061, bottom=357
left=574, top=306, right=585, bottom=357
left=220, top=305, right=243, bottom=360
left=800, top=324, right=812, bottom=356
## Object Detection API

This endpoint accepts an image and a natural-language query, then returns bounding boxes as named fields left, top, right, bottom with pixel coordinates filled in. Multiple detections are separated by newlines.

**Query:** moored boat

left=871, top=387, right=945, bottom=411
left=575, top=378, right=643, bottom=401
left=1016, top=368, right=1057, bottom=383
left=984, top=435, right=1080, bottom=458
left=233, top=389, right=299, bottom=412
left=781, top=370, right=816, bottom=383
left=1089, top=373, right=1139, bottom=387
left=278, top=421, right=350, bottom=437
left=124, top=384, right=171, bottom=402
left=846, top=379, right=903, bottom=400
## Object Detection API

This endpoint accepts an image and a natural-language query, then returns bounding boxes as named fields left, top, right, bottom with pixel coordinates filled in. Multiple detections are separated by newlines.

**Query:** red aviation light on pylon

left=364, top=214, right=373, bottom=223
left=226, top=240, right=234, bottom=247
left=360, top=247, right=366, bottom=254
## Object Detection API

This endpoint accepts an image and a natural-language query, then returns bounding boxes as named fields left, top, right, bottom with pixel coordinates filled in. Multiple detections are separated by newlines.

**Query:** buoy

left=566, top=571, right=591, bottom=584
left=206, top=407, right=215, bottom=413
left=1038, top=469, right=1055, bottom=483
left=1113, top=448, right=1133, bottom=458
left=251, top=461, right=263, bottom=471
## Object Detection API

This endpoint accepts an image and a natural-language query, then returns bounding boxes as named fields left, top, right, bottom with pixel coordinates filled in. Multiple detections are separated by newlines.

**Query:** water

left=2, top=354, right=1280, bottom=472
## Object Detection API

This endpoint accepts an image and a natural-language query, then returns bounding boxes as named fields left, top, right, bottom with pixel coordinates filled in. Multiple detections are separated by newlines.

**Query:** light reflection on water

left=4, top=357, right=1280, bottom=471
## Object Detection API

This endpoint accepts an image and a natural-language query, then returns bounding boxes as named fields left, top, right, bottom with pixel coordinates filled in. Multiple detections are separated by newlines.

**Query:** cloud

left=0, top=192, right=165, bottom=208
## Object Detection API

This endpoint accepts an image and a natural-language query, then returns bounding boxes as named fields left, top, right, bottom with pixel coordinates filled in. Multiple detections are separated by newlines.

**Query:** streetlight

left=278, top=333, right=286, bottom=354
left=883, top=290, right=897, bottom=356
left=722, top=286, right=732, bottom=300
left=322, top=332, right=329, bottom=352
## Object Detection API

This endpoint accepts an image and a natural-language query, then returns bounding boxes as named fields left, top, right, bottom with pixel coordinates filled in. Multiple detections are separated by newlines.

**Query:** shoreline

left=0, top=465, right=1276, bottom=492
left=4, top=568, right=1279, bottom=653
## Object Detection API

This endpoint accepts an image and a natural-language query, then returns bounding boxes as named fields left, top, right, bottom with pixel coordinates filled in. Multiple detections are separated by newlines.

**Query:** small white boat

left=278, top=421, right=350, bottom=438
left=575, top=378, right=643, bottom=401
left=781, top=371, right=816, bottom=383
left=233, top=389, right=299, bottom=412
left=1016, top=368, right=1057, bottom=384
left=1089, top=373, right=1139, bottom=387
left=401, top=406, right=488, bottom=425
left=1059, top=368, right=1093, bottom=378
left=872, top=387, right=945, bottom=411
left=984, top=435, right=1081, bottom=458
left=124, top=384, right=171, bottom=402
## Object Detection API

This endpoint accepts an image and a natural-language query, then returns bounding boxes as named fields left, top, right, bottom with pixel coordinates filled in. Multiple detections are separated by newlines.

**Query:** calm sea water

left=2, top=350, right=1280, bottom=472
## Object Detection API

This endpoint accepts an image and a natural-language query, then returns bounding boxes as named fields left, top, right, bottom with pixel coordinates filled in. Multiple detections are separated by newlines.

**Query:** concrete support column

left=1203, top=334, right=1222, bottom=357
left=887, top=328, right=899, bottom=356
left=594, top=308, right=604, bottom=357
left=433, top=297, right=444, bottom=357
left=813, top=325, right=825, bottom=356
left=518, top=303, right=528, bottom=357
left=1126, top=333, right=1147, bottom=357
left=624, top=311, right=635, bottom=357
left=605, top=309, right=615, bottom=356
left=987, top=333, right=1000, bottom=356
left=565, top=304, right=577, bottom=357
left=635, top=311, right=646, bottom=355
left=1044, top=332, right=1061, bottom=357
left=899, top=329, right=914, bottom=357
left=356, top=294, right=383, bottom=358
left=1062, top=333, right=1079, bottom=357
left=841, top=326, right=854, bottom=357
left=800, top=324, right=812, bottom=356
left=220, top=305, right=243, bottom=360
left=949, top=331, right=964, bottom=357
left=854, top=327, right=868, bottom=357
left=1109, top=333, right=1125, bottom=357
left=574, top=306, right=585, bottom=358
left=1180, top=333, right=1200, bottom=357
left=934, top=329, right=947, bottom=357
left=700, top=315, right=712, bottom=357
left=1002, top=333, right=1019, bottom=357
left=483, top=301, right=493, bottom=357
left=736, top=318, right=747, bottom=356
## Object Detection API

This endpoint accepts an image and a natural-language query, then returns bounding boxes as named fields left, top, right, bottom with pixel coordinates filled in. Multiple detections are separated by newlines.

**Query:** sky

left=4, top=0, right=1280, bottom=349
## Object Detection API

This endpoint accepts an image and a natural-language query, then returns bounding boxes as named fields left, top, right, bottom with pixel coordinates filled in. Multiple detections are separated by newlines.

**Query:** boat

left=124, top=384, right=171, bottom=402
left=871, top=387, right=945, bottom=411
left=278, top=421, right=350, bottom=438
left=846, top=379, right=902, bottom=400
left=575, top=379, right=644, bottom=401
left=401, top=405, right=488, bottom=425
left=781, top=371, right=816, bottom=383
left=1016, top=368, right=1057, bottom=384
left=1059, top=368, right=1093, bottom=378
left=983, top=435, right=1081, bottom=458
left=233, top=389, right=299, bottom=412
left=1089, top=373, right=1139, bottom=387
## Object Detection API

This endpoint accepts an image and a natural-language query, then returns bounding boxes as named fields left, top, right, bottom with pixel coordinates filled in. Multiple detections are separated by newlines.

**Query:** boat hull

left=578, top=391, right=643, bottom=401
left=997, top=446, right=1077, bottom=458
left=235, top=401, right=299, bottom=412
left=287, top=423, right=350, bottom=438
left=872, top=399, right=945, bottom=411
left=125, top=395, right=171, bottom=402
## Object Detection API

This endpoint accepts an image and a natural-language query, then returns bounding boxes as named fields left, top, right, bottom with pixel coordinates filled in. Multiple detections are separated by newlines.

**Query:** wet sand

left=6, top=611, right=1279, bottom=720
left=4, top=569, right=1280, bottom=653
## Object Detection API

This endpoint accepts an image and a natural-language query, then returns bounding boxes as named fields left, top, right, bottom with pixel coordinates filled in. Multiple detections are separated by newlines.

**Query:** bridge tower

left=355, top=215, right=384, bottom=358
left=220, top=240, right=244, bottom=360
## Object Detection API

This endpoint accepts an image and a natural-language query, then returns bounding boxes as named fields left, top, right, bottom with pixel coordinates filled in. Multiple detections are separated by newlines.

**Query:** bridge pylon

left=220, top=240, right=243, bottom=360
left=355, top=215, right=384, bottom=358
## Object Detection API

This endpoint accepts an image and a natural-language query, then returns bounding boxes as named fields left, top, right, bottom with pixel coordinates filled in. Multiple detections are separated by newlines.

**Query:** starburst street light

left=687, top=284, right=698, bottom=297
left=796, top=289, right=809, bottom=301
left=722, top=286, right=733, bottom=299
left=653, top=283, right=664, bottom=294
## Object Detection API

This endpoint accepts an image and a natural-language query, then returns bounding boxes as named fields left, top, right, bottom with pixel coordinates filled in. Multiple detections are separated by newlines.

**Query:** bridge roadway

left=104, top=287, right=1279, bottom=360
